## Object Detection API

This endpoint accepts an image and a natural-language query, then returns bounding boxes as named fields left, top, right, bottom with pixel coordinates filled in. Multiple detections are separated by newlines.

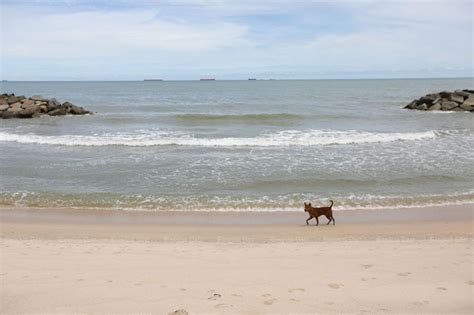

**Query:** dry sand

left=1, top=205, right=473, bottom=314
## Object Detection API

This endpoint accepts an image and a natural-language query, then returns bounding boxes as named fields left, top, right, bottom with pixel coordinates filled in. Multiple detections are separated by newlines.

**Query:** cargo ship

left=200, top=78, right=216, bottom=81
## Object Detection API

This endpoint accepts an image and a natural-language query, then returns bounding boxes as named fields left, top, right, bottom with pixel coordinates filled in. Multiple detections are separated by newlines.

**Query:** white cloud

left=2, top=8, right=249, bottom=58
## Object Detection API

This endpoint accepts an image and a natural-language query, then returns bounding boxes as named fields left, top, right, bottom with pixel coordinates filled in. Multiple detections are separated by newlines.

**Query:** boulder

left=416, top=103, right=428, bottom=110
left=0, top=104, right=9, bottom=111
left=47, top=98, right=60, bottom=111
left=440, top=100, right=459, bottom=111
left=1, top=109, right=17, bottom=119
left=454, top=89, right=471, bottom=98
left=404, top=100, right=417, bottom=109
left=449, top=93, right=464, bottom=104
left=70, top=105, right=88, bottom=115
left=462, top=96, right=474, bottom=106
left=460, top=97, right=474, bottom=111
left=20, top=103, right=40, bottom=117
left=7, top=96, right=20, bottom=104
left=21, top=99, right=35, bottom=106
left=419, top=94, right=438, bottom=105
left=428, top=103, right=442, bottom=111
left=10, top=102, right=22, bottom=111
left=48, top=108, right=68, bottom=116
left=31, top=95, right=44, bottom=101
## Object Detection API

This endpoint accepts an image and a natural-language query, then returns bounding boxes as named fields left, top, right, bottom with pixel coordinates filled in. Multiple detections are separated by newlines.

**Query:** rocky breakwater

left=404, top=89, right=474, bottom=112
left=0, top=93, right=92, bottom=119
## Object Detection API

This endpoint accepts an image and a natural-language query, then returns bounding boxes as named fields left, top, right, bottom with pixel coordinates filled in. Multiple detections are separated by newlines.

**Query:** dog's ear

left=304, top=202, right=307, bottom=206
left=308, top=203, right=311, bottom=206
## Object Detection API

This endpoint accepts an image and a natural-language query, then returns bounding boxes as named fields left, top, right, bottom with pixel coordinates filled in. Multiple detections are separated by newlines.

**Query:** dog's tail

left=329, top=200, right=334, bottom=208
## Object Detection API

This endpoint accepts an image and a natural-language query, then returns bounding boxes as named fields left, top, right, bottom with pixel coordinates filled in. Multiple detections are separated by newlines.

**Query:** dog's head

left=304, top=202, right=312, bottom=212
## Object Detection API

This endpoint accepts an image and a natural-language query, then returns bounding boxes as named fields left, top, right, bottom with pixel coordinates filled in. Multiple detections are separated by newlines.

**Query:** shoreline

left=1, top=204, right=472, bottom=242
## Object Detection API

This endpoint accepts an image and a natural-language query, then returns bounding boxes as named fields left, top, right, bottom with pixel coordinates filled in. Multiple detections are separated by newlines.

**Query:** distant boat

left=200, top=78, right=216, bottom=81
left=248, top=78, right=257, bottom=80
left=144, top=79, right=163, bottom=81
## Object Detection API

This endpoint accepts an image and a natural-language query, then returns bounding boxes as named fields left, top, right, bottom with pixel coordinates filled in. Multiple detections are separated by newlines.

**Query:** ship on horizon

left=200, top=78, right=216, bottom=81
left=144, top=79, right=163, bottom=81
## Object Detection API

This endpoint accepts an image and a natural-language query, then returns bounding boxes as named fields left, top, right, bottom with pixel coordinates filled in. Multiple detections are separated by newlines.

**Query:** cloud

left=2, top=9, right=249, bottom=58
left=1, top=0, right=472, bottom=80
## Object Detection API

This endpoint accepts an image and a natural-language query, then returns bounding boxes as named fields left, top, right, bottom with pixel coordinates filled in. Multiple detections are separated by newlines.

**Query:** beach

left=1, top=205, right=473, bottom=314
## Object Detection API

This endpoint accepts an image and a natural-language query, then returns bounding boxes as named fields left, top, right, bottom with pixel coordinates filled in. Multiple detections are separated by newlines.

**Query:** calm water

left=1, top=79, right=473, bottom=211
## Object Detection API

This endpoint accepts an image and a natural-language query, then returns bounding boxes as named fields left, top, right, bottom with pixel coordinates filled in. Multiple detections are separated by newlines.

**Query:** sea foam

left=0, top=129, right=443, bottom=147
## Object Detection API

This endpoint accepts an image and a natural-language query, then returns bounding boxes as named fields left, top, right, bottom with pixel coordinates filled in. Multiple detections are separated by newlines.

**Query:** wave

left=0, top=129, right=446, bottom=147
left=1, top=190, right=473, bottom=212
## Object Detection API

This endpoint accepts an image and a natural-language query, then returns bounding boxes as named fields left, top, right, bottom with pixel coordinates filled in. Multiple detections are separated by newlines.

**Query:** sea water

left=1, top=78, right=473, bottom=211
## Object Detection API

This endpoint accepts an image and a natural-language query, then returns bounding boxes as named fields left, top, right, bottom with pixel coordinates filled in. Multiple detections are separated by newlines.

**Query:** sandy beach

left=1, top=205, right=473, bottom=314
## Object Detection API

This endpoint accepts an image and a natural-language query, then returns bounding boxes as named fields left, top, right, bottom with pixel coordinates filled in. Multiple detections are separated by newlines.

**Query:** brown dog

left=304, top=200, right=335, bottom=225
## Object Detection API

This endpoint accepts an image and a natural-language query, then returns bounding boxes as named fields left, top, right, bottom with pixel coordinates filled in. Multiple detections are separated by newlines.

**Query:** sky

left=1, top=0, right=473, bottom=80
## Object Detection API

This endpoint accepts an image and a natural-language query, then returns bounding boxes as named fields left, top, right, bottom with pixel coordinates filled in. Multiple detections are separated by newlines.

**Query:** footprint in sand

left=361, top=264, right=373, bottom=269
left=467, top=280, right=474, bottom=285
left=208, top=293, right=222, bottom=300
left=288, top=288, right=305, bottom=293
left=168, top=309, right=188, bottom=315
left=180, top=288, right=187, bottom=291
left=398, top=272, right=411, bottom=276
left=290, top=298, right=299, bottom=302
left=231, top=294, right=242, bottom=298
left=328, top=283, right=343, bottom=289
left=214, top=304, right=233, bottom=309
left=263, top=298, right=277, bottom=305
left=437, top=287, right=447, bottom=291
left=261, top=293, right=272, bottom=298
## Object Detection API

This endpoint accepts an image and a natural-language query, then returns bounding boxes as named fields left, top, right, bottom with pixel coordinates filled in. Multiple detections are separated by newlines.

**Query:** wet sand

left=1, top=205, right=473, bottom=314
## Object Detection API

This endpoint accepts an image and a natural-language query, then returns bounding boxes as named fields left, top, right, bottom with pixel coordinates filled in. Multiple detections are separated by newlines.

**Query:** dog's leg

left=332, top=216, right=335, bottom=225
left=315, top=217, right=319, bottom=226
left=306, top=216, right=312, bottom=225
left=325, top=214, right=331, bottom=225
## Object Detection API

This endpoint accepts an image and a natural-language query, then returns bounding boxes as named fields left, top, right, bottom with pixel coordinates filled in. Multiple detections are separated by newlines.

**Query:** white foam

left=0, top=129, right=443, bottom=147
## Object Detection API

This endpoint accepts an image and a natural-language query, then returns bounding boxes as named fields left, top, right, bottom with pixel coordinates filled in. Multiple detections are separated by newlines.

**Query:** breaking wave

left=0, top=129, right=453, bottom=147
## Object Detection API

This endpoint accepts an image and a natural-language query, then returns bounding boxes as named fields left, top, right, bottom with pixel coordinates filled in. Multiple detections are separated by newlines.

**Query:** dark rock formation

left=0, top=93, right=93, bottom=119
left=404, top=90, right=474, bottom=112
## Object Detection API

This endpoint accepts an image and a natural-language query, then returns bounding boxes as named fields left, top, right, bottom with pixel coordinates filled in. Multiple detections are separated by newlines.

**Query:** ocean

left=1, top=78, right=473, bottom=212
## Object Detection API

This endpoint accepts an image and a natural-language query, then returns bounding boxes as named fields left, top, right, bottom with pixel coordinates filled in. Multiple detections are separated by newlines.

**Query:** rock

left=21, top=99, right=35, bottom=106
left=428, top=103, right=442, bottom=111
left=404, top=90, right=474, bottom=112
left=70, top=105, right=88, bottom=115
left=31, top=95, right=44, bottom=101
left=441, top=100, right=459, bottom=111
left=460, top=97, right=474, bottom=111
left=1, top=109, right=17, bottom=119
left=47, top=98, right=60, bottom=111
left=455, top=89, right=471, bottom=98
left=0, top=94, right=92, bottom=118
left=404, top=100, right=417, bottom=109
left=7, top=96, right=20, bottom=104
left=449, top=93, right=464, bottom=104
left=419, top=94, right=438, bottom=105
left=462, top=96, right=474, bottom=106
left=48, top=108, right=68, bottom=116
left=416, top=103, right=428, bottom=110
left=10, top=102, right=22, bottom=111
